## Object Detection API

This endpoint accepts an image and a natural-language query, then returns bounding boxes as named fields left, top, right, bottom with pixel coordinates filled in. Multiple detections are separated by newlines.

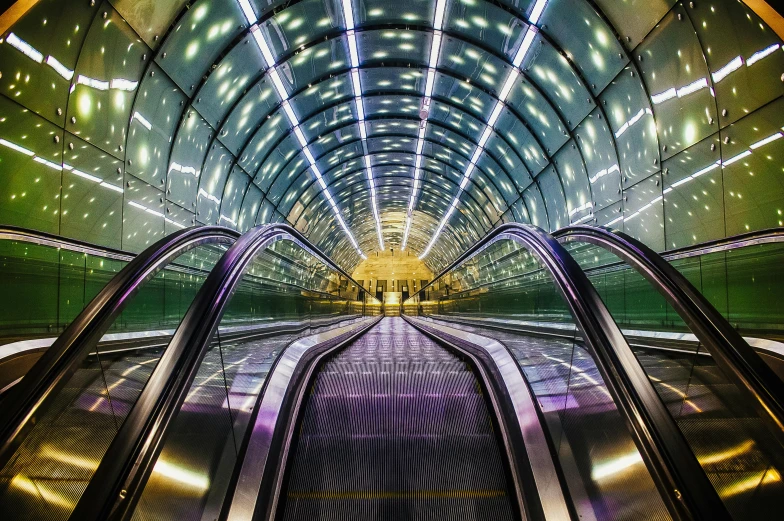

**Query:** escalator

left=277, top=317, right=517, bottom=521
left=0, top=223, right=783, bottom=521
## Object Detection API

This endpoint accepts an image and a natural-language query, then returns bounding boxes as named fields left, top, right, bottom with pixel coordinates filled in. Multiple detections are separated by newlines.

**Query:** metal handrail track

left=0, top=225, right=240, bottom=467
left=555, top=225, right=784, bottom=449
left=66, top=224, right=376, bottom=521
left=405, top=222, right=731, bottom=521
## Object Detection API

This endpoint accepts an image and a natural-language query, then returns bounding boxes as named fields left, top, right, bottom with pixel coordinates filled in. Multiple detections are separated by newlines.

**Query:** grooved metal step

left=278, top=317, right=517, bottom=521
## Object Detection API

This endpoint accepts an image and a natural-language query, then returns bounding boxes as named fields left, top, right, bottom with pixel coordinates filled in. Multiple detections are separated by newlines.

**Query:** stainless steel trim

left=661, top=228, right=784, bottom=260
left=404, top=316, right=573, bottom=521
left=403, top=222, right=731, bottom=521
left=0, top=226, right=134, bottom=261
left=226, top=316, right=381, bottom=521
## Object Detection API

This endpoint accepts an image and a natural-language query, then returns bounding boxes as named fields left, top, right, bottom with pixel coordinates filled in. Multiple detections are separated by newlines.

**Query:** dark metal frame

left=65, top=223, right=377, bottom=521
left=0, top=225, right=241, bottom=468
left=554, top=225, right=784, bottom=449
left=405, top=222, right=732, bottom=521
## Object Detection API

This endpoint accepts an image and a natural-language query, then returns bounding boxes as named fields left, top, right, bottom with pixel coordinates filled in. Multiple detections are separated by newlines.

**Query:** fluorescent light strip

left=402, top=3, right=448, bottom=250
left=237, top=0, right=257, bottom=24
left=252, top=25, right=362, bottom=253
left=419, top=0, right=547, bottom=259
left=513, top=26, right=538, bottom=67
left=347, top=31, right=359, bottom=67
left=342, top=0, right=383, bottom=252
left=433, top=0, right=447, bottom=30
left=528, top=0, right=549, bottom=25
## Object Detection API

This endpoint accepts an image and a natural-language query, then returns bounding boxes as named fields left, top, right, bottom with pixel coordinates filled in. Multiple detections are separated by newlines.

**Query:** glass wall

left=0, top=235, right=228, bottom=340
left=404, top=234, right=784, bottom=521
left=405, top=238, right=672, bottom=521
left=0, top=235, right=379, bottom=521
left=563, top=239, right=784, bottom=336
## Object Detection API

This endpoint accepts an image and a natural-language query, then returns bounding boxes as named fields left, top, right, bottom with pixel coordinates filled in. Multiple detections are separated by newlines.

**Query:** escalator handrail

left=67, top=223, right=374, bottom=521
left=555, top=225, right=784, bottom=445
left=404, top=222, right=730, bottom=521
left=0, top=225, right=135, bottom=261
left=0, top=225, right=240, bottom=466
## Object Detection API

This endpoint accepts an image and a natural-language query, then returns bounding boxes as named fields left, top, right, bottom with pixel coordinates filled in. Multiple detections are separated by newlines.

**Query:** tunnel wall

left=0, top=0, right=782, bottom=273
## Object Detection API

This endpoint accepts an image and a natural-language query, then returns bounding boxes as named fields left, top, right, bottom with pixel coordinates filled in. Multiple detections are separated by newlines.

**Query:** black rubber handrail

left=405, top=222, right=730, bottom=521
left=0, top=226, right=240, bottom=467
left=67, top=223, right=376, bottom=521
left=554, top=225, right=784, bottom=449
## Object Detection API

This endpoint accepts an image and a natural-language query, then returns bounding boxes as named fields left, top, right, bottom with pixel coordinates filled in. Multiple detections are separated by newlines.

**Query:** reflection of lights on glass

left=718, top=468, right=780, bottom=498
left=0, top=138, right=35, bottom=156
left=746, top=43, right=781, bottom=67
left=590, top=164, right=620, bottom=184
left=698, top=440, right=754, bottom=466
left=749, top=132, right=783, bottom=150
left=614, top=108, right=652, bottom=138
left=77, top=74, right=109, bottom=90
left=109, top=78, right=138, bottom=91
left=10, top=475, right=75, bottom=509
left=169, top=162, right=199, bottom=177
left=45, top=55, right=74, bottom=80
left=41, top=446, right=99, bottom=470
left=5, top=33, right=43, bottom=63
left=676, top=77, right=708, bottom=98
left=568, top=201, right=592, bottom=218
left=219, top=214, right=237, bottom=226
left=722, top=150, right=752, bottom=166
left=33, top=156, right=63, bottom=170
left=197, top=188, right=221, bottom=204
left=132, top=111, right=152, bottom=131
left=712, top=55, right=743, bottom=83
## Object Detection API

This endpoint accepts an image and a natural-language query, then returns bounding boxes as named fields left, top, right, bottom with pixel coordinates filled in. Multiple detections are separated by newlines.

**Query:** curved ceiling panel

left=0, top=0, right=782, bottom=274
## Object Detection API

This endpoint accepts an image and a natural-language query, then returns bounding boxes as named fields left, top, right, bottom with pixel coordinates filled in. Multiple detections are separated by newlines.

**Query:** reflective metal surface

left=225, top=316, right=381, bottom=521
left=404, top=315, right=572, bottom=521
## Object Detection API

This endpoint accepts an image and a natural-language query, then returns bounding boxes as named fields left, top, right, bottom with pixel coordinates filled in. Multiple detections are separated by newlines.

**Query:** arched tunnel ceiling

left=0, top=0, right=783, bottom=273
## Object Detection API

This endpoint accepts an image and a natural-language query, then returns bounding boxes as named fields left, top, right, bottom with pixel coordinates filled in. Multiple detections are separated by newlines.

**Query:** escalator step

left=279, top=318, right=517, bottom=521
